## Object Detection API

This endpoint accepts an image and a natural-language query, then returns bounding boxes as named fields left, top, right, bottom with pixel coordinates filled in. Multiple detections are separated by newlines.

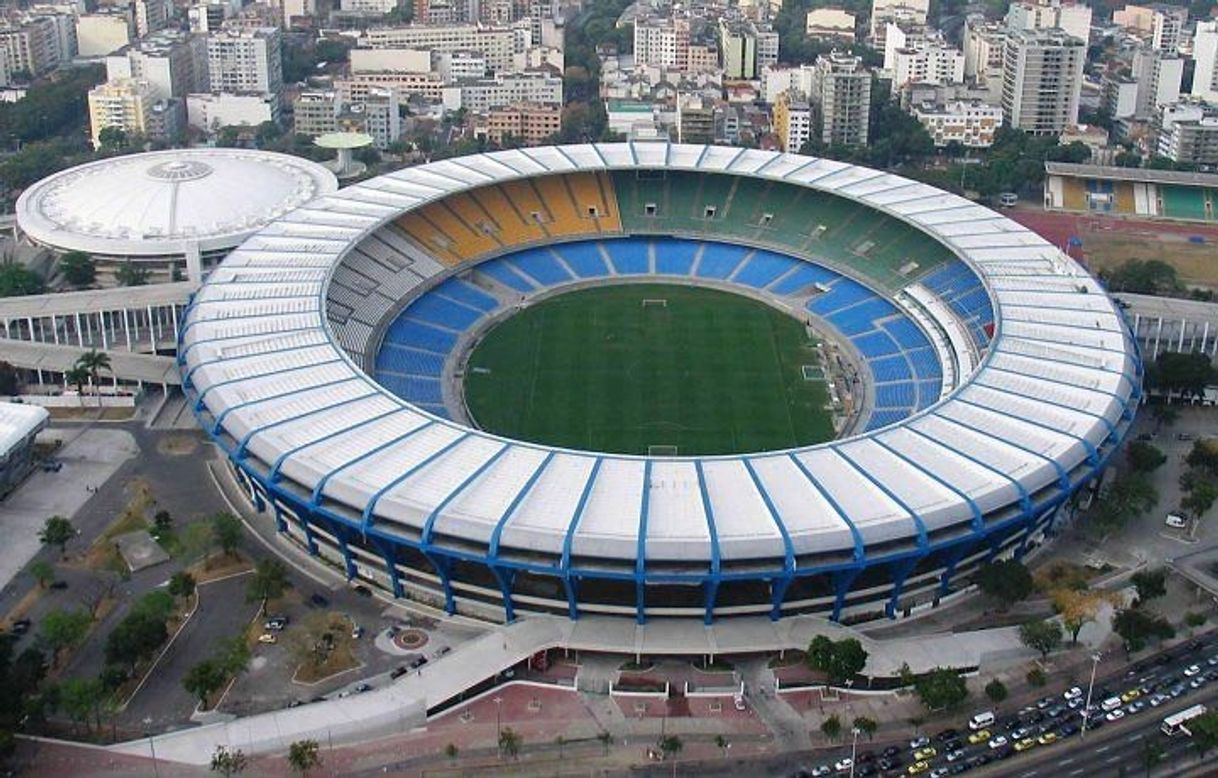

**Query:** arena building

left=0, top=402, right=49, bottom=497
left=181, top=143, right=1140, bottom=626
left=1043, top=162, right=1218, bottom=222
left=16, top=148, right=337, bottom=284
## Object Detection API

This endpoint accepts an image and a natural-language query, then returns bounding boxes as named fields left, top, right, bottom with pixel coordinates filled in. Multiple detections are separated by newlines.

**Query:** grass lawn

left=463, top=284, right=833, bottom=455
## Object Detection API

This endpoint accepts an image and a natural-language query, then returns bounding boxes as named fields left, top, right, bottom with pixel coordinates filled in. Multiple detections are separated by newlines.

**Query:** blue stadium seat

left=827, top=298, right=899, bottom=336
left=874, top=382, right=916, bottom=409
left=383, top=318, right=457, bottom=353
left=771, top=263, right=839, bottom=295
left=406, top=294, right=481, bottom=330
left=870, top=355, right=913, bottom=383
left=917, top=380, right=941, bottom=409
left=884, top=319, right=931, bottom=351
left=907, top=348, right=942, bottom=381
left=734, top=251, right=800, bottom=288
left=554, top=243, right=610, bottom=278
left=507, top=248, right=573, bottom=286
left=377, top=375, right=444, bottom=405
left=434, top=278, right=499, bottom=312
left=605, top=239, right=649, bottom=274
left=414, top=402, right=451, bottom=420
left=478, top=259, right=536, bottom=293
left=851, top=330, right=901, bottom=358
left=866, top=409, right=908, bottom=430
left=375, top=345, right=445, bottom=377
left=695, top=243, right=750, bottom=279
left=653, top=238, right=698, bottom=275
left=807, top=280, right=874, bottom=316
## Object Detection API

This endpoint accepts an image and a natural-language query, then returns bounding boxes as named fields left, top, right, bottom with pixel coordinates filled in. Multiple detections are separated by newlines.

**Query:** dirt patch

left=188, top=553, right=253, bottom=583
left=2, top=587, right=43, bottom=626
left=289, top=611, right=362, bottom=685
left=67, top=479, right=155, bottom=573
left=1082, top=234, right=1218, bottom=290
left=156, top=435, right=200, bottom=457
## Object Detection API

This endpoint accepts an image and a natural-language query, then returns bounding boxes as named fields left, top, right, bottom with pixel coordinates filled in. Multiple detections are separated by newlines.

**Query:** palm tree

left=286, top=739, right=321, bottom=776
left=596, top=730, right=614, bottom=757
left=64, top=365, right=90, bottom=405
left=658, top=735, right=683, bottom=777
left=75, top=349, right=111, bottom=405
left=498, top=727, right=522, bottom=761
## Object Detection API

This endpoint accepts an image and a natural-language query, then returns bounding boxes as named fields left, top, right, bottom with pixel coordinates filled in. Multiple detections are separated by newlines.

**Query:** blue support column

left=635, top=577, right=646, bottom=625
left=298, top=514, right=319, bottom=556
left=939, top=543, right=973, bottom=595
left=490, top=566, right=516, bottom=623
left=327, top=520, right=357, bottom=580
left=770, top=574, right=795, bottom=621
left=886, top=557, right=921, bottom=619
left=251, top=489, right=266, bottom=513
left=373, top=537, right=403, bottom=598
left=562, top=576, right=578, bottom=620
left=271, top=504, right=287, bottom=533
left=420, top=549, right=456, bottom=615
left=703, top=577, right=720, bottom=626
left=831, top=567, right=864, bottom=623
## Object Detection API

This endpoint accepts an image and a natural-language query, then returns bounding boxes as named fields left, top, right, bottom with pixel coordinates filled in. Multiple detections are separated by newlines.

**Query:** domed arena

left=179, top=143, right=1141, bottom=626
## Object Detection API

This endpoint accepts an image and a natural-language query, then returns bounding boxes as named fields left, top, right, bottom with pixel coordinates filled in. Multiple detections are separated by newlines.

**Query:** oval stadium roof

left=16, top=149, right=338, bottom=258
left=181, top=143, right=1140, bottom=568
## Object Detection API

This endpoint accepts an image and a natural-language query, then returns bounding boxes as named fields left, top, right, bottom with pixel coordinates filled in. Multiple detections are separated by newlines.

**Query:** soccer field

left=463, top=284, right=834, bottom=455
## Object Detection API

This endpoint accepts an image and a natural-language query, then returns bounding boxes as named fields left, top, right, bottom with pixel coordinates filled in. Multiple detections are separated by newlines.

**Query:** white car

left=1165, top=514, right=1188, bottom=529
left=1184, top=665, right=1202, bottom=677
left=1148, top=693, right=1170, bottom=707
left=945, top=749, right=966, bottom=762
left=810, top=767, right=832, bottom=778
left=909, top=735, right=930, bottom=749
left=834, top=757, right=854, bottom=772
left=930, top=769, right=950, bottom=778
left=1063, top=686, right=1083, bottom=701
left=988, top=735, right=1008, bottom=749
left=1105, top=709, right=1126, bottom=722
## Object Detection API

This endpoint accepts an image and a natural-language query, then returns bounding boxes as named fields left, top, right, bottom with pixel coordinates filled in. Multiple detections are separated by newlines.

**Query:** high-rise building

left=774, top=91, right=812, bottom=151
left=812, top=51, right=871, bottom=146
left=134, top=0, right=171, bottom=37
left=1132, top=46, right=1183, bottom=117
left=76, top=10, right=134, bottom=58
left=1001, top=27, right=1085, bottom=136
left=1005, top=0, right=1091, bottom=43
left=294, top=89, right=340, bottom=137
left=719, top=19, right=758, bottom=79
left=207, top=26, right=282, bottom=95
left=107, top=32, right=209, bottom=100
left=889, top=30, right=964, bottom=94
left=677, top=94, right=715, bottom=144
left=480, top=101, right=560, bottom=145
left=1156, top=102, right=1218, bottom=166
left=359, top=24, right=516, bottom=72
left=1114, top=4, right=1188, bottom=53
left=633, top=16, right=690, bottom=69
left=963, top=15, right=1005, bottom=86
left=88, top=78, right=158, bottom=146
left=0, top=16, right=63, bottom=77
left=1194, top=21, right=1218, bottom=103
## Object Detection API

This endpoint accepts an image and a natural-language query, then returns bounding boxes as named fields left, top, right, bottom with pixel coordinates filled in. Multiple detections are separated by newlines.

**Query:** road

left=774, top=632, right=1218, bottom=778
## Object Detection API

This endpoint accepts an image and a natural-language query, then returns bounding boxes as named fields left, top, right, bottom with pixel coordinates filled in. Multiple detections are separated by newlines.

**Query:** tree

left=444, top=742, right=459, bottom=761
left=984, top=678, right=1008, bottom=703
left=114, top=261, right=148, bottom=287
left=64, top=365, right=90, bottom=402
left=713, top=734, right=729, bottom=757
left=212, top=512, right=243, bottom=558
left=30, top=560, right=54, bottom=589
left=75, top=349, right=111, bottom=400
left=154, top=510, right=173, bottom=532
left=1101, top=258, right=1180, bottom=296
left=0, top=260, right=45, bottom=297
left=1126, top=441, right=1167, bottom=473
left=104, top=608, right=168, bottom=671
left=59, top=676, right=105, bottom=734
left=1051, top=587, right=1108, bottom=645
left=804, top=635, right=868, bottom=682
left=1113, top=608, right=1175, bottom=653
left=1019, top=619, right=1063, bottom=659
left=214, top=635, right=251, bottom=677
left=39, top=515, right=75, bottom=558
left=168, top=571, right=196, bottom=599
left=39, top=608, right=91, bottom=658
left=914, top=667, right=969, bottom=711
left=1189, top=709, right=1218, bottom=759
left=287, top=739, right=321, bottom=776
left=58, top=251, right=95, bottom=288
left=498, top=726, right=522, bottom=760
left=975, top=559, right=1035, bottom=609
left=246, top=558, right=291, bottom=613
left=183, top=659, right=227, bottom=709
left=1183, top=477, right=1218, bottom=518
left=1131, top=568, right=1168, bottom=604
left=210, top=745, right=248, bottom=776
left=597, top=730, right=614, bottom=756
left=657, top=733, right=682, bottom=761
left=0, top=361, right=18, bottom=395
left=1026, top=667, right=1046, bottom=687
left=1148, top=351, right=1214, bottom=398
left=821, top=714, right=842, bottom=741
left=853, top=716, right=877, bottom=740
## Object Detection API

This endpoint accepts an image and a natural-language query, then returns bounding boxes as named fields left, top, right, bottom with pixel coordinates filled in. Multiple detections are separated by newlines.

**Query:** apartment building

left=1001, top=27, right=1085, bottom=135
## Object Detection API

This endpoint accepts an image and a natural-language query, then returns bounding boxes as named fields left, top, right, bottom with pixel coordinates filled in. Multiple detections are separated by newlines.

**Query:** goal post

left=647, top=444, right=679, bottom=456
left=641, top=298, right=668, bottom=308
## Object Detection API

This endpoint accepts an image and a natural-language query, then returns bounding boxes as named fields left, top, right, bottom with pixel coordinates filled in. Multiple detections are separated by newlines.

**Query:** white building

left=441, top=71, right=561, bottom=112
left=207, top=26, right=282, bottom=94
left=890, top=35, right=964, bottom=95
left=134, top=0, right=171, bottom=37
left=774, top=92, right=812, bottom=152
left=963, top=16, right=1005, bottom=85
left=434, top=49, right=487, bottom=80
left=1156, top=102, right=1218, bottom=165
left=1005, top=0, right=1092, bottom=43
left=1114, top=4, right=1188, bottom=53
left=359, top=24, right=517, bottom=72
left=1132, top=46, right=1183, bottom=117
left=633, top=15, right=689, bottom=69
left=1194, top=21, right=1218, bottom=103
left=813, top=50, right=871, bottom=146
left=0, top=16, right=65, bottom=77
left=187, top=90, right=279, bottom=129
left=106, top=32, right=209, bottom=100
left=340, top=0, right=399, bottom=11
left=1001, top=27, right=1086, bottom=135
left=869, top=0, right=928, bottom=44
left=76, top=11, right=134, bottom=58
left=805, top=8, right=855, bottom=41
left=911, top=100, right=1002, bottom=147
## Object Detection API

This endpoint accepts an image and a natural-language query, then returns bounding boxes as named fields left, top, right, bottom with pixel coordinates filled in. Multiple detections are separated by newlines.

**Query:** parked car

left=264, top=616, right=288, bottom=631
left=258, top=633, right=278, bottom=644
left=354, top=683, right=371, bottom=693
left=9, top=619, right=31, bottom=635
left=309, top=593, right=330, bottom=608
left=390, top=666, right=409, bottom=680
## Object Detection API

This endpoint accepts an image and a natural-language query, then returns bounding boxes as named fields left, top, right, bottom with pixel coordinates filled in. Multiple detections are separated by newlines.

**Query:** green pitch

left=463, top=284, right=834, bottom=455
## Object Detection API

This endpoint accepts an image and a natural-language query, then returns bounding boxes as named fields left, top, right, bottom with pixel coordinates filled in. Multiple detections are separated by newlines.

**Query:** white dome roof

left=16, top=149, right=338, bottom=258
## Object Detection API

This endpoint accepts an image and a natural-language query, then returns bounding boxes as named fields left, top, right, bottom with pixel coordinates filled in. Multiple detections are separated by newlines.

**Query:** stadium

left=179, top=143, right=1141, bottom=626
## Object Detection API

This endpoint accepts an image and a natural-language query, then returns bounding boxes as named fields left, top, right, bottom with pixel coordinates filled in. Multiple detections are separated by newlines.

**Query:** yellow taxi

left=907, top=761, right=930, bottom=775
left=1037, top=732, right=1059, bottom=746
left=967, top=729, right=990, bottom=745
left=1014, top=737, right=1036, bottom=752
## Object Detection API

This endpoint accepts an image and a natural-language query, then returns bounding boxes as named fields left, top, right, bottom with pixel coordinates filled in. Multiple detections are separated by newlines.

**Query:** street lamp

left=849, top=727, right=861, bottom=778
left=1081, top=652, right=1102, bottom=740
left=493, top=696, right=503, bottom=754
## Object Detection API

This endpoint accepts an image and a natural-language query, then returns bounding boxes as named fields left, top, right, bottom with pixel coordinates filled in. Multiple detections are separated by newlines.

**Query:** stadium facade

left=181, top=143, right=1141, bottom=626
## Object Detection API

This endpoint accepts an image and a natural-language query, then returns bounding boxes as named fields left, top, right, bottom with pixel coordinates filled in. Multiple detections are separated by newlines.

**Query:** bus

left=1162, top=704, right=1207, bottom=736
